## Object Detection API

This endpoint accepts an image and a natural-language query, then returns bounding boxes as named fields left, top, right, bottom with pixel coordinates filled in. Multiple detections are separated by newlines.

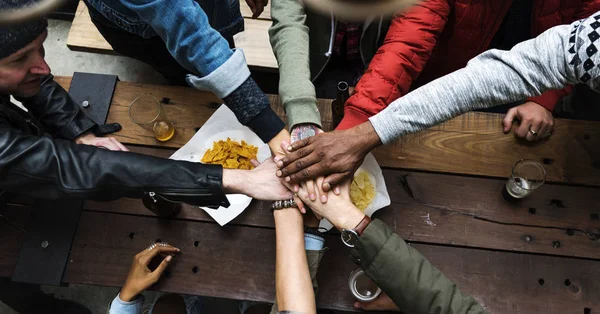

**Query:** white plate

left=319, top=153, right=391, bottom=231
left=170, top=105, right=270, bottom=226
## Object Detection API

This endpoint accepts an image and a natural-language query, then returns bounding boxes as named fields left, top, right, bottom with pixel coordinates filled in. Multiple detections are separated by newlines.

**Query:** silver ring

left=147, top=243, right=157, bottom=251
left=529, top=127, right=538, bottom=136
left=271, top=199, right=298, bottom=210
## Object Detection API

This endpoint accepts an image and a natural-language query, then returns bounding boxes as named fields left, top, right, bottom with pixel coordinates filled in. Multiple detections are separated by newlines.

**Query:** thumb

left=323, top=173, right=348, bottom=192
left=151, top=255, right=173, bottom=280
left=503, top=108, right=518, bottom=133
left=250, top=159, right=261, bottom=168
left=280, top=140, right=290, bottom=153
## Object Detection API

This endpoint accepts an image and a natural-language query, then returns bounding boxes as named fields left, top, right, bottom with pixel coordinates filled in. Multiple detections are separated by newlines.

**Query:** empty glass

left=129, top=95, right=175, bottom=142
left=348, top=268, right=381, bottom=302
left=505, top=159, right=546, bottom=199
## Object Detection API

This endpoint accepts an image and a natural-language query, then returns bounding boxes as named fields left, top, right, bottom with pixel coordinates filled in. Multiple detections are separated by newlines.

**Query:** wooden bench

left=67, top=0, right=277, bottom=70
left=2, top=76, right=599, bottom=313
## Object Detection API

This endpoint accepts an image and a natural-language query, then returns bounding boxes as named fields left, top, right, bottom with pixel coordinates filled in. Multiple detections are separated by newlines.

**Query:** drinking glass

left=505, top=159, right=546, bottom=199
left=348, top=268, right=381, bottom=302
left=129, top=95, right=175, bottom=142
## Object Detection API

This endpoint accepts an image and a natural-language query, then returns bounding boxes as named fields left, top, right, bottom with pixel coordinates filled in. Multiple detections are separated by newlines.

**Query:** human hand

left=288, top=124, right=325, bottom=205
left=268, top=129, right=291, bottom=158
left=245, top=0, right=268, bottom=18
left=275, top=122, right=381, bottom=193
left=75, top=132, right=130, bottom=151
left=119, top=243, right=180, bottom=302
left=502, top=102, right=554, bottom=141
left=295, top=178, right=364, bottom=231
left=223, top=158, right=293, bottom=201
left=353, top=292, right=400, bottom=312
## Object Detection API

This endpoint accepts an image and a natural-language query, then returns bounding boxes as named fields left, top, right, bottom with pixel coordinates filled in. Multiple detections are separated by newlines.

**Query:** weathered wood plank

left=66, top=1, right=278, bottom=69
left=233, top=19, right=277, bottom=70
left=66, top=1, right=115, bottom=54
left=0, top=206, right=31, bottom=278
left=84, top=160, right=600, bottom=260
left=54, top=76, right=600, bottom=186
left=64, top=211, right=600, bottom=313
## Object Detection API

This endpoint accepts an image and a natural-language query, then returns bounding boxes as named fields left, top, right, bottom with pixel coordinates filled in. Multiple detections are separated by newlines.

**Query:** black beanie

left=0, top=0, right=48, bottom=60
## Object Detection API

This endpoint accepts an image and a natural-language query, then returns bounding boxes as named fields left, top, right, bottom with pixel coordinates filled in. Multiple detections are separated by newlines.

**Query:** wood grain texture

left=64, top=211, right=600, bottom=313
left=66, top=1, right=115, bottom=54
left=66, top=1, right=277, bottom=69
left=55, top=76, right=600, bottom=186
left=0, top=206, right=31, bottom=277
left=233, top=19, right=277, bottom=70
left=84, top=146, right=600, bottom=259
left=240, top=0, right=272, bottom=20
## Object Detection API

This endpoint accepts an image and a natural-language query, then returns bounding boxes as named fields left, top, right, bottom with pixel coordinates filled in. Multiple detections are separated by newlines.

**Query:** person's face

left=0, top=30, right=50, bottom=98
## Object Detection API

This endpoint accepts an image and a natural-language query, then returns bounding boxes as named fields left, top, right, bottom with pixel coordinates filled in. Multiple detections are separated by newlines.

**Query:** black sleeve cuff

left=223, top=77, right=285, bottom=143
left=246, top=106, right=286, bottom=143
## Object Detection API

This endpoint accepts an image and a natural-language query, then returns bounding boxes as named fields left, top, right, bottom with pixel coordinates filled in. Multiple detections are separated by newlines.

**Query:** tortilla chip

left=350, top=171, right=376, bottom=212
left=202, top=138, right=258, bottom=169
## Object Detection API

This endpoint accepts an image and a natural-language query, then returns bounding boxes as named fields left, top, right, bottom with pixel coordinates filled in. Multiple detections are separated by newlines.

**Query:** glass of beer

left=129, top=95, right=175, bottom=142
left=505, top=159, right=546, bottom=199
left=348, top=268, right=381, bottom=302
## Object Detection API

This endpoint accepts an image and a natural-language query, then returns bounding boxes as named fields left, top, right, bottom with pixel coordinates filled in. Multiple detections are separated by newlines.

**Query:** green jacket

left=352, top=219, right=487, bottom=314
left=269, top=0, right=391, bottom=129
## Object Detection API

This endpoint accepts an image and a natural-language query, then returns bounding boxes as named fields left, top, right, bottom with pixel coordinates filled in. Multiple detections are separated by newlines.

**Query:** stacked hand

left=294, top=178, right=364, bottom=231
left=274, top=122, right=381, bottom=199
left=224, top=157, right=293, bottom=200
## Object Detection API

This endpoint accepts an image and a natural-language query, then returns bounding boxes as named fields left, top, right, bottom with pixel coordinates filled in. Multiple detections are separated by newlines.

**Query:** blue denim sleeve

left=120, top=0, right=285, bottom=143
left=120, top=0, right=234, bottom=77
left=109, top=294, right=144, bottom=314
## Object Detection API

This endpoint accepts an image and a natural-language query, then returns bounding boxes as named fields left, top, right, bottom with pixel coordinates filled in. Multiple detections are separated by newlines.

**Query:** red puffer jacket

left=337, top=0, right=600, bottom=130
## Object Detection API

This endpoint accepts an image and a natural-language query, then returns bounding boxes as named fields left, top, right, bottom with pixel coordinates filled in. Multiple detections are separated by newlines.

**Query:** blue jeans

left=85, top=0, right=243, bottom=85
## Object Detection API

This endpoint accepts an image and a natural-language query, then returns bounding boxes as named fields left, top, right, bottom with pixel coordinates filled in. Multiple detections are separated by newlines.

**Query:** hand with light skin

left=119, top=243, right=180, bottom=302
left=268, top=129, right=291, bottom=158
left=295, top=177, right=364, bottom=231
left=275, top=121, right=381, bottom=196
left=272, top=124, right=325, bottom=213
left=75, top=132, right=130, bottom=151
left=354, top=292, right=400, bottom=312
left=502, top=101, right=554, bottom=141
left=245, top=0, right=268, bottom=19
left=223, top=158, right=293, bottom=201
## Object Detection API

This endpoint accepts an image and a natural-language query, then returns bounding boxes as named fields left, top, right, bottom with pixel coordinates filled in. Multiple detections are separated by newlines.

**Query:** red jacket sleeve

left=528, top=0, right=600, bottom=112
left=337, top=0, right=452, bottom=130
left=526, top=86, right=573, bottom=112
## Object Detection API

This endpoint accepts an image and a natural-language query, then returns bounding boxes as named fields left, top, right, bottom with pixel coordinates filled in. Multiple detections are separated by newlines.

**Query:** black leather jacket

left=0, top=75, right=229, bottom=207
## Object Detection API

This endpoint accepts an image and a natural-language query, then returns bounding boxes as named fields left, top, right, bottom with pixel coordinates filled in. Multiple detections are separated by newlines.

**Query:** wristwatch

left=341, top=216, right=372, bottom=248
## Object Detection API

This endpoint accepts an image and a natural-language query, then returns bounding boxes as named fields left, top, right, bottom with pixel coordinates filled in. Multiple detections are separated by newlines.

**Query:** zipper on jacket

left=313, top=14, right=336, bottom=82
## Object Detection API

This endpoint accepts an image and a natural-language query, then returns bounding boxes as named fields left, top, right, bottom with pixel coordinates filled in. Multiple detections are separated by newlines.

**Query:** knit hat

left=0, top=0, right=48, bottom=60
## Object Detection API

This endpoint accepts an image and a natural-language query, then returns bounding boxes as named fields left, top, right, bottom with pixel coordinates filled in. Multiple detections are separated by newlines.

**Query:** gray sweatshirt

left=369, top=11, right=600, bottom=144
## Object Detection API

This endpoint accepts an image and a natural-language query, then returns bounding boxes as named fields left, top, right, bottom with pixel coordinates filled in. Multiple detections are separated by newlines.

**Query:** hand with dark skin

left=275, top=121, right=381, bottom=196
left=245, top=0, right=268, bottom=19
left=119, top=243, right=180, bottom=302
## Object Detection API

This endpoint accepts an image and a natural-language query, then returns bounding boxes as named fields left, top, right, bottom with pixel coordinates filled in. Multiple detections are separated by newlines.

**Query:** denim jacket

left=85, top=0, right=285, bottom=143
left=86, top=0, right=243, bottom=41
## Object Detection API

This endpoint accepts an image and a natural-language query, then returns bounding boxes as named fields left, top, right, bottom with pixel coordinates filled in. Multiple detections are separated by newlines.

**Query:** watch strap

left=354, top=215, right=372, bottom=236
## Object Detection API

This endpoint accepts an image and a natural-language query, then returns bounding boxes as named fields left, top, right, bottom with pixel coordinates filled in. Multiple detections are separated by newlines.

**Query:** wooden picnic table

left=1, top=76, right=599, bottom=313
left=67, top=0, right=278, bottom=70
